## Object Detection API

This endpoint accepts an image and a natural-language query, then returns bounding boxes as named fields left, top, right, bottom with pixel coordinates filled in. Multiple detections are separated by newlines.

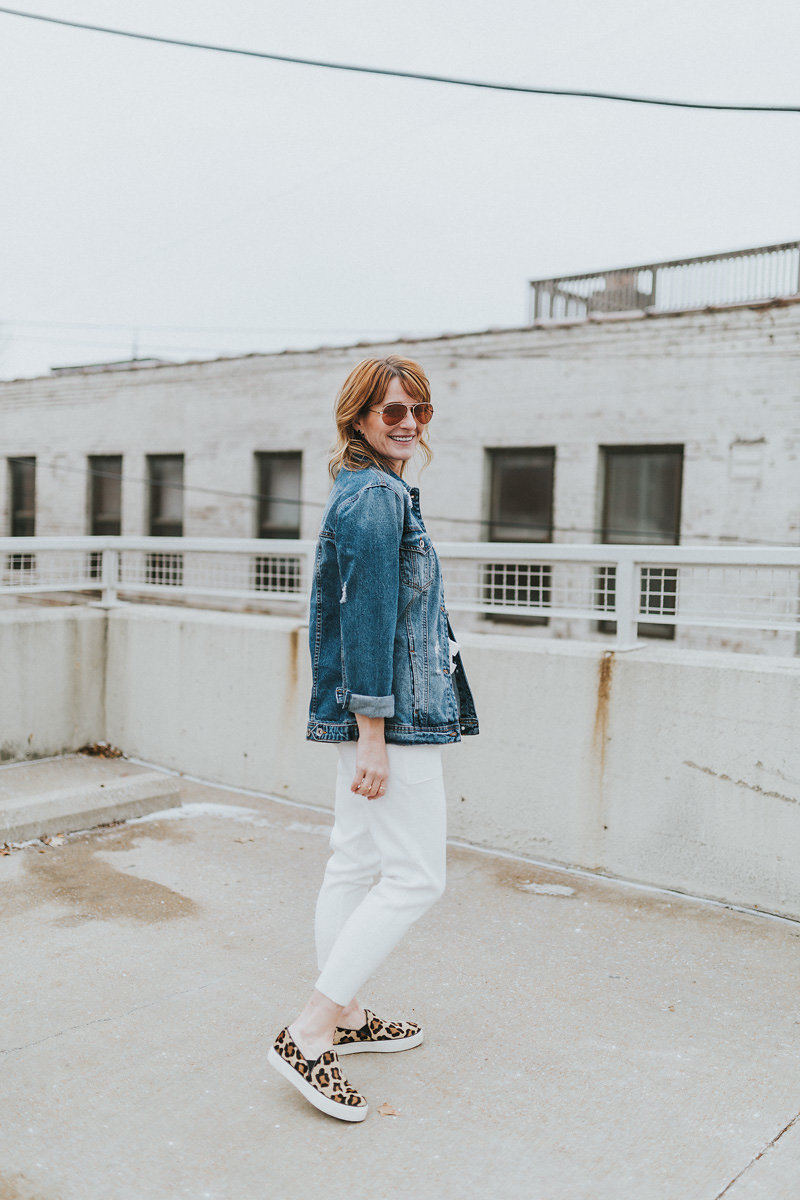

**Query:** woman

left=268, top=355, right=479, bottom=1122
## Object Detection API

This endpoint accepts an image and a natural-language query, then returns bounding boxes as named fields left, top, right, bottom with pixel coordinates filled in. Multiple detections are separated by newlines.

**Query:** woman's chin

left=384, top=440, right=416, bottom=459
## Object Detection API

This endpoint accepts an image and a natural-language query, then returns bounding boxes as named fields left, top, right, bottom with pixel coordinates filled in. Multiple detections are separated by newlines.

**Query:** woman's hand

left=352, top=716, right=389, bottom=799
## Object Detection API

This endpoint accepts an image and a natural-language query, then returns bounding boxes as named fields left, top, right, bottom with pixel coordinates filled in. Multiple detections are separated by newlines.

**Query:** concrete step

left=0, top=754, right=182, bottom=845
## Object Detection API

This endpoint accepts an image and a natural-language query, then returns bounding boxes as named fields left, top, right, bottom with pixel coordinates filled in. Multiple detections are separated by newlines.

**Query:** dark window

left=483, top=448, right=555, bottom=625
left=7, top=457, right=35, bottom=571
left=253, top=452, right=302, bottom=594
left=9, top=457, right=35, bottom=536
left=255, top=452, right=301, bottom=538
left=88, top=455, right=123, bottom=579
left=146, top=454, right=184, bottom=586
left=147, top=454, right=184, bottom=537
left=598, top=445, right=683, bottom=639
left=90, top=455, right=122, bottom=535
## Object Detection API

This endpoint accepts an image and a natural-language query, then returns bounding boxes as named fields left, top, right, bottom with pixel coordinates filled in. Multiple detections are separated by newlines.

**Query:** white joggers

left=313, top=740, right=447, bottom=1006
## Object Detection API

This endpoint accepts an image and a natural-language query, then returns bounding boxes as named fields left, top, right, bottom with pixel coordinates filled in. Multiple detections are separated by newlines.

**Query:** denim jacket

left=306, top=454, right=480, bottom=745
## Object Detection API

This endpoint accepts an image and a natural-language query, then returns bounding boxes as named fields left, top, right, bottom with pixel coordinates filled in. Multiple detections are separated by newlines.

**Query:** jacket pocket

left=399, top=530, right=434, bottom=590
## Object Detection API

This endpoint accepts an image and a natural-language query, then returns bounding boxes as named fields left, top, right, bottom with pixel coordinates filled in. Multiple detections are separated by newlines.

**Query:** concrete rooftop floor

left=2, top=762, right=800, bottom=1200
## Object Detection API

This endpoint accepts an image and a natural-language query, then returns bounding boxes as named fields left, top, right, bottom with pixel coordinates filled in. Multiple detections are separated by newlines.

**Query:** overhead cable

left=0, top=6, right=798, bottom=113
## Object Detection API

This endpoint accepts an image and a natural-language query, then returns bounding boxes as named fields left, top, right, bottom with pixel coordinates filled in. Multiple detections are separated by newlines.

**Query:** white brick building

left=2, top=296, right=799, bottom=652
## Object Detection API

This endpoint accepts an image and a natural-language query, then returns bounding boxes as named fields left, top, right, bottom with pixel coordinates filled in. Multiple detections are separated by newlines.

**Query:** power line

left=3, top=455, right=793, bottom=546
left=0, top=7, right=798, bottom=113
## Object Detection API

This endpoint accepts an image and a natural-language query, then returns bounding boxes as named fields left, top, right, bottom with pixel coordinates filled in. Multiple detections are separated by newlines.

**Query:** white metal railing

left=2, top=536, right=800, bottom=654
left=528, top=240, right=800, bottom=321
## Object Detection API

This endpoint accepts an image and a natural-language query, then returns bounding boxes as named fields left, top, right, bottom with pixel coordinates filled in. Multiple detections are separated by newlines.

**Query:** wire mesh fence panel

left=639, top=563, right=800, bottom=630
left=442, top=552, right=618, bottom=619
left=117, top=548, right=308, bottom=600
left=0, top=548, right=97, bottom=592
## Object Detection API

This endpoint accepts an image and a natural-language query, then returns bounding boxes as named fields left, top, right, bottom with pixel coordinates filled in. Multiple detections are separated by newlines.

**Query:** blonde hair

left=328, top=355, right=433, bottom=482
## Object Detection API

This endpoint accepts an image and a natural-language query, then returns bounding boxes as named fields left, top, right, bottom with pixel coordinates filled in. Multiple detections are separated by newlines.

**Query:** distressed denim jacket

left=306, top=454, right=480, bottom=745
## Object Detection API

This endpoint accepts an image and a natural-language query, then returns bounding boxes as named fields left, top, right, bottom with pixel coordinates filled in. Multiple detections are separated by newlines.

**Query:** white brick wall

left=2, top=300, right=799, bottom=653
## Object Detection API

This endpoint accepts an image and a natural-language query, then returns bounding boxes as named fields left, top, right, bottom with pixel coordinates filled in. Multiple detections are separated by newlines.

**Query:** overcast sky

left=1, top=0, right=799, bottom=380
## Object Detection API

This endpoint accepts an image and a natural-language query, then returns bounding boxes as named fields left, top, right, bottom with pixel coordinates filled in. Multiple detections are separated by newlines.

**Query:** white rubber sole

left=267, top=1046, right=368, bottom=1122
left=334, top=1030, right=424, bottom=1055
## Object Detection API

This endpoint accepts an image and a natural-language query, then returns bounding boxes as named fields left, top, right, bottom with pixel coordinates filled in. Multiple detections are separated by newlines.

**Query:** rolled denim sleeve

left=335, top=483, right=404, bottom=718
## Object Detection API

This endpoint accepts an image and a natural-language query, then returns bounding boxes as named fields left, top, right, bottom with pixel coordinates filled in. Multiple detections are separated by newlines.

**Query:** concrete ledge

left=5, top=603, right=800, bottom=917
left=0, top=771, right=182, bottom=844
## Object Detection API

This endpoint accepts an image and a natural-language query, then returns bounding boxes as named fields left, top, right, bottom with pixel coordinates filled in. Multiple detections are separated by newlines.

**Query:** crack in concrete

left=0, top=969, right=241, bottom=1057
left=713, top=1108, right=800, bottom=1198
left=684, top=760, right=799, bottom=806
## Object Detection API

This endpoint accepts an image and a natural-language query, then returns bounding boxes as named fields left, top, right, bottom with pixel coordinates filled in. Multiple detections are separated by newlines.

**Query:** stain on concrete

left=493, top=860, right=581, bottom=897
left=0, top=744, right=74, bottom=765
left=0, top=1172, right=53, bottom=1200
left=592, top=650, right=615, bottom=777
left=683, top=760, right=799, bottom=806
left=8, top=820, right=198, bottom=925
left=272, top=628, right=301, bottom=788
left=516, top=881, right=576, bottom=896
left=583, top=649, right=615, bottom=849
left=287, top=626, right=299, bottom=691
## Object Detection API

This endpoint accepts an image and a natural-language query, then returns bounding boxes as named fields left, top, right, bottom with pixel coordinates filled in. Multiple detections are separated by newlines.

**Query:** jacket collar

left=350, top=448, right=416, bottom=495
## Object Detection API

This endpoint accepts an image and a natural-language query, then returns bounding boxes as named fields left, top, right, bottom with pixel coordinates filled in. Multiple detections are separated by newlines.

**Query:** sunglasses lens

left=380, top=404, right=407, bottom=425
left=380, top=402, right=434, bottom=425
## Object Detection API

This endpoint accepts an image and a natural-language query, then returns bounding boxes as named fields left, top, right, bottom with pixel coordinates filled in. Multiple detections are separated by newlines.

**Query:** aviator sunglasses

left=366, top=401, right=434, bottom=426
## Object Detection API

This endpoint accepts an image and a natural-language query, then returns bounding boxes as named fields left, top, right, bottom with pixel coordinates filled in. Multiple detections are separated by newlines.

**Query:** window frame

left=9, top=456, right=36, bottom=537
left=146, top=453, right=185, bottom=538
left=88, top=454, right=123, bottom=536
left=254, top=450, right=302, bottom=540
left=597, top=443, right=684, bottom=639
left=483, top=446, right=556, bottom=627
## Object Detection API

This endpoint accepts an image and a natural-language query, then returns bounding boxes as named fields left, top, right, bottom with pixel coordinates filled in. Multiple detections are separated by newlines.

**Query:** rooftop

left=2, top=237, right=799, bottom=385
left=3, top=754, right=799, bottom=1198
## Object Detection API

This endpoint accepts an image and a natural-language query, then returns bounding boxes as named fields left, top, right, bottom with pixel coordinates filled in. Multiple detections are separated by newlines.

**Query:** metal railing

left=2, top=536, right=800, bottom=654
left=528, top=240, right=800, bottom=321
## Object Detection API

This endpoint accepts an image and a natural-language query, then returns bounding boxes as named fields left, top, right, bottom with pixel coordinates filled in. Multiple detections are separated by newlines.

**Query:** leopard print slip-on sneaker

left=332, top=1007, right=423, bottom=1055
left=267, top=1026, right=368, bottom=1122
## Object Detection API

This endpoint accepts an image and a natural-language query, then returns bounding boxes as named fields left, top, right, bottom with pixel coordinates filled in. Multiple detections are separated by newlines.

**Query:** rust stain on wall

left=287, top=626, right=299, bottom=694
left=592, top=650, right=615, bottom=778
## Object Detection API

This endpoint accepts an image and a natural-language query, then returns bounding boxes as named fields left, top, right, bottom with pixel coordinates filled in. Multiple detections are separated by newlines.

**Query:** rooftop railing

left=2, top=536, right=800, bottom=655
left=528, top=240, right=800, bottom=322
